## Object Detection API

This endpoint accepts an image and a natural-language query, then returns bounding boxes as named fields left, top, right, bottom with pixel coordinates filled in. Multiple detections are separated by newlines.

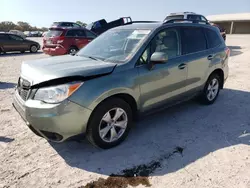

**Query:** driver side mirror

left=150, top=52, right=168, bottom=64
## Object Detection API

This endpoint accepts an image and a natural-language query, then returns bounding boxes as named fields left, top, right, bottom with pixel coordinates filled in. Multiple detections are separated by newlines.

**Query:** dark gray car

left=0, top=33, right=40, bottom=54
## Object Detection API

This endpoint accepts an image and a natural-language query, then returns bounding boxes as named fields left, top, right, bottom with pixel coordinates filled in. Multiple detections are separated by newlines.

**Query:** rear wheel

left=30, top=45, right=38, bottom=53
left=68, top=46, right=78, bottom=55
left=86, top=98, right=133, bottom=149
left=199, top=74, right=221, bottom=105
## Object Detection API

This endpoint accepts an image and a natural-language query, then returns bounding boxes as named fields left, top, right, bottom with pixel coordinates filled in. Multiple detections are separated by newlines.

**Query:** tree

left=76, top=21, right=87, bottom=27
left=17, top=21, right=31, bottom=31
left=0, top=21, right=16, bottom=32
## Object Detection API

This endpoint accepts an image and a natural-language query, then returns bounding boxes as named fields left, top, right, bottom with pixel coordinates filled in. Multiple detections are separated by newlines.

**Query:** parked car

left=164, top=12, right=226, bottom=40
left=42, top=27, right=97, bottom=56
left=42, top=31, right=48, bottom=37
left=9, top=30, right=26, bottom=38
left=51, top=22, right=82, bottom=28
left=0, top=33, right=40, bottom=53
left=164, top=12, right=208, bottom=22
left=210, top=23, right=226, bottom=41
left=13, top=20, right=229, bottom=149
left=86, top=17, right=132, bottom=35
left=24, top=31, right=32, bottom=37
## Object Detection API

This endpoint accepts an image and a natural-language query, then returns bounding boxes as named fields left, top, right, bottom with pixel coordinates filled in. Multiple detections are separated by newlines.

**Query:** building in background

left=207, top=13, right=250, bottom=34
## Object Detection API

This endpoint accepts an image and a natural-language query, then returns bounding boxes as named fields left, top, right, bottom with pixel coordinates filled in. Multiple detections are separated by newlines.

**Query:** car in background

left=164, top=12, right=226, bottom=40
left=14, top=20, right=229, bottom=149
left=51, top=22, right=82, bottom=28
left=210, top=23, right=226, bottom=41
left=42, top=31, right=48, bottom=37
left=24, top=31, right=32, bottom=37
left=42, top=27, right=97, bottom=56
left=9, top=30, right=26, bottom=38
left=86, top=17, right=132, bottom=35
left=0, top=33, right=40, bottom=54
left=164, top=12, right=208, bottom=22
left=30, top=31, right=42, bottom=37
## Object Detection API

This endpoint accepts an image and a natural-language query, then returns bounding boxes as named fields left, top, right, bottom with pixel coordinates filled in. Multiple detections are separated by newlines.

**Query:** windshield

left=77, top=29, right=151, bottom=63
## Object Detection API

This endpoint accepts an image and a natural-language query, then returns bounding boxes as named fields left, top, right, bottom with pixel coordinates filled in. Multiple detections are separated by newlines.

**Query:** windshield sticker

left=128, top=30, right=151, bottom=39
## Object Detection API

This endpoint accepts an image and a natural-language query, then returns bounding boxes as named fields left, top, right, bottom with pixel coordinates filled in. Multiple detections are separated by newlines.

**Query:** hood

left=21, top=55, right=117, bottom=85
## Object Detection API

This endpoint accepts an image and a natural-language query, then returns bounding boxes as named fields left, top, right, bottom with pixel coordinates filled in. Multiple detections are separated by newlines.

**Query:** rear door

left=8, top=34, right=28, bottom=51
left=72, top=29, right=89, bottom=49
left=0, top=34, right=11, bottom=52
left=180, top=26, right=210, bottom=93
left=85, top=30, right=97, bottom=43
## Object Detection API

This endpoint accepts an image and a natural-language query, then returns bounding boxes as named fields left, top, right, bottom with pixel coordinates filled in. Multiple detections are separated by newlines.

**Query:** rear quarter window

left=181, top=27, right=207, bottom=54
left=205, top=28, right=223, bottom=48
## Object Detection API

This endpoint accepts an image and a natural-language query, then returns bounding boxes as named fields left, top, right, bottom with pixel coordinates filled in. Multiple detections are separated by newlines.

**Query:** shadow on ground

left=0, top=82, right=16, bottom=89
left=228, top=46, right=243, bottom=57
left=0, top=51, right=43, bottom=57
left=50, top=88, right=250, bottom=187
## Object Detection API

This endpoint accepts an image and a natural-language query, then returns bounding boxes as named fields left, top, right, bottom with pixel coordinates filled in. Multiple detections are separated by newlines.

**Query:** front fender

left=69, top=67, right=140, bottom=111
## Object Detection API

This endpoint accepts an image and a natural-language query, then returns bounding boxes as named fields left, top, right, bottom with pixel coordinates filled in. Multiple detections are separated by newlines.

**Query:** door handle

left=207, top=54, right=214, bottom=60
left=178, top=63, right=186, bottom=70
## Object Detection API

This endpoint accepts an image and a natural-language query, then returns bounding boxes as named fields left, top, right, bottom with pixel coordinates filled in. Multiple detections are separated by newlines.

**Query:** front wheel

left=199, top=74, right=221, bottom=105
left=86, top=98, right=133, bottom=149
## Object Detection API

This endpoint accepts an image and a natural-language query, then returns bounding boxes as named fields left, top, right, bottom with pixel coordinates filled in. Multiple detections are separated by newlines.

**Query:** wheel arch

left=210, top=69, right=224, bottom=89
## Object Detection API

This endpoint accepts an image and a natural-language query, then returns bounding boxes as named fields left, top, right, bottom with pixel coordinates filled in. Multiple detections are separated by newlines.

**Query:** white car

left=9, top=30, right=26, bottom=38
left=164, top=12, right=208, bottom=22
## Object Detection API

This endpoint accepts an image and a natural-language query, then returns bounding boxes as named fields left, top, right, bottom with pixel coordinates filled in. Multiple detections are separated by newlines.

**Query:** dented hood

left=21, top=55, right=117, bottom=85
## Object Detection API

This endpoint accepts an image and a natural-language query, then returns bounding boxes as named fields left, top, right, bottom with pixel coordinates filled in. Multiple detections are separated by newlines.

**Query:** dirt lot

left=0, top=35, right=250, bottom=188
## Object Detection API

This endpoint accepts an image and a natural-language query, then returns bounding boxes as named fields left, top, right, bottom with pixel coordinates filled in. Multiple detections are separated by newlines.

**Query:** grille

left=17, top=77, right=31, bottom=101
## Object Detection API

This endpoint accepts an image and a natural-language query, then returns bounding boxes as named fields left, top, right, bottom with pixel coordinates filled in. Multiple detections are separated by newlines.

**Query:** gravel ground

left=0, top=35, right=250, bottom=188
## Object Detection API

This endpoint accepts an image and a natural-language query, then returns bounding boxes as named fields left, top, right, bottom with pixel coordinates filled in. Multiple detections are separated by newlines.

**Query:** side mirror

left=150, top=52, right=168, bottom=64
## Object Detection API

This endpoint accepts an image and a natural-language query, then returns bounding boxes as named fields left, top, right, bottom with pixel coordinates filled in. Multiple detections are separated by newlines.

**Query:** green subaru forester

left=13, top=20, right=229, bottom=149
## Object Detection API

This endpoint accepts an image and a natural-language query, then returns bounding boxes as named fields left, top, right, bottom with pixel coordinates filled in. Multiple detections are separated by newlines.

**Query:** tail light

left=56, top=36, right=65, bottom=44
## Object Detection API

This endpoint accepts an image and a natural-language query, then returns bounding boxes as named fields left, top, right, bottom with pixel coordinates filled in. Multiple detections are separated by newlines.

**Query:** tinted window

left=187, top=15, right=201, bottom=20
left=73, top=23, right=81, bottom=28
left=61, top=22, right=73, bottom=27
left=181, top=27, right=207, bottom=54
left=201, top=16, right=207, bottom=21
left=85, top=31, right=96, bottom=39
left=9, top=35, right=23, bottom=41
left=205, top=28, right=222, bottom=48
left=0, top=34, right=9, bottom=40
left=67, top=30, right=86, bottom=37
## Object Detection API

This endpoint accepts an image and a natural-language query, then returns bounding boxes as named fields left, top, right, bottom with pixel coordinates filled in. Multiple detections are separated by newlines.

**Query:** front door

left=8, top=34, right=28, bottom=51
left=137, top=28, right=188, bottom=112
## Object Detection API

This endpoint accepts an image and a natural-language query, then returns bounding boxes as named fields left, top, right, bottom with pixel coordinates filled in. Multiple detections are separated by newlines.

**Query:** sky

left=1, top=0, right=250, bottom=28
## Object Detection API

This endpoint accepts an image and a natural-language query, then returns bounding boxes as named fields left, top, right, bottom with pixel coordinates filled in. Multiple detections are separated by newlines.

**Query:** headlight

left=34, top=82, right=83, bottom=103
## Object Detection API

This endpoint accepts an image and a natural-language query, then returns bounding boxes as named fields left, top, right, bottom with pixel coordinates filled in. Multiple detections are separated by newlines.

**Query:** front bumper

left=13, top=90, right=92, bottom=142
left=42, top=45, right=67, bottom=56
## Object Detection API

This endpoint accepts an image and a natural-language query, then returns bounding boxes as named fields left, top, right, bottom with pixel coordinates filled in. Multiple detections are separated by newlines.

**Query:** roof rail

left=163, top=19, right=210, bottom=25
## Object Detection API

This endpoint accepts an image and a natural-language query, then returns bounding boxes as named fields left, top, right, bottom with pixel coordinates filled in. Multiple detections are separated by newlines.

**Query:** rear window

left=205, top=28, right=222, bottom=48
left=181, top=27, right=207, bottom=54
left=46, top=29, right=63, bottom=37
left=165, top=15, right=184, bottom=21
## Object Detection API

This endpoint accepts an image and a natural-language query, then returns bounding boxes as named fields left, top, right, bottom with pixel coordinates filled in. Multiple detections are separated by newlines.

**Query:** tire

left=86, top=98, right=133, bottom=149
left=68, top=46, right=78, bottom=55
left=199, top=74, right=221, bottom=105
left=30, top=45, right=38, bottom=53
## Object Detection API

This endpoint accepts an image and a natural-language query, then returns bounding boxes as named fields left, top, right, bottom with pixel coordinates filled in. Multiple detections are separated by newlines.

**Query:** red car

left=43, top=27, right=97, bottom=56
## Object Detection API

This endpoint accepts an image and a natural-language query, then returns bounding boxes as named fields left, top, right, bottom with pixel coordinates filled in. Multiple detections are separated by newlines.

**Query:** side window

left=75, top=30, right=86, bottom=37
left=201, top=16, right=207, bottom=21
left=73, top=23, right=81, bottom=28
left=205, top=29, right=222, bottom=48
left=9, top=35, right=23, bottom=41
left=181, top=27, right=207, bottom=54
left=187, top=15, right=201, bottom=20
left=137, top=28, right=180, bottom=65
left=152, top=29, right=180, bottom=59
left=0, top=34, right=9, bottom=40
left=66, top=30, right=77, bottom=37
left=85, top=31, right=97, bottom=39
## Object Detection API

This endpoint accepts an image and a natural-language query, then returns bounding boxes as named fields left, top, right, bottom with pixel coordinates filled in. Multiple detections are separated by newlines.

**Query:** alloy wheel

left=99, top=108, right=128, bottom=143
left=206, top=78, right=219, bottom=101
